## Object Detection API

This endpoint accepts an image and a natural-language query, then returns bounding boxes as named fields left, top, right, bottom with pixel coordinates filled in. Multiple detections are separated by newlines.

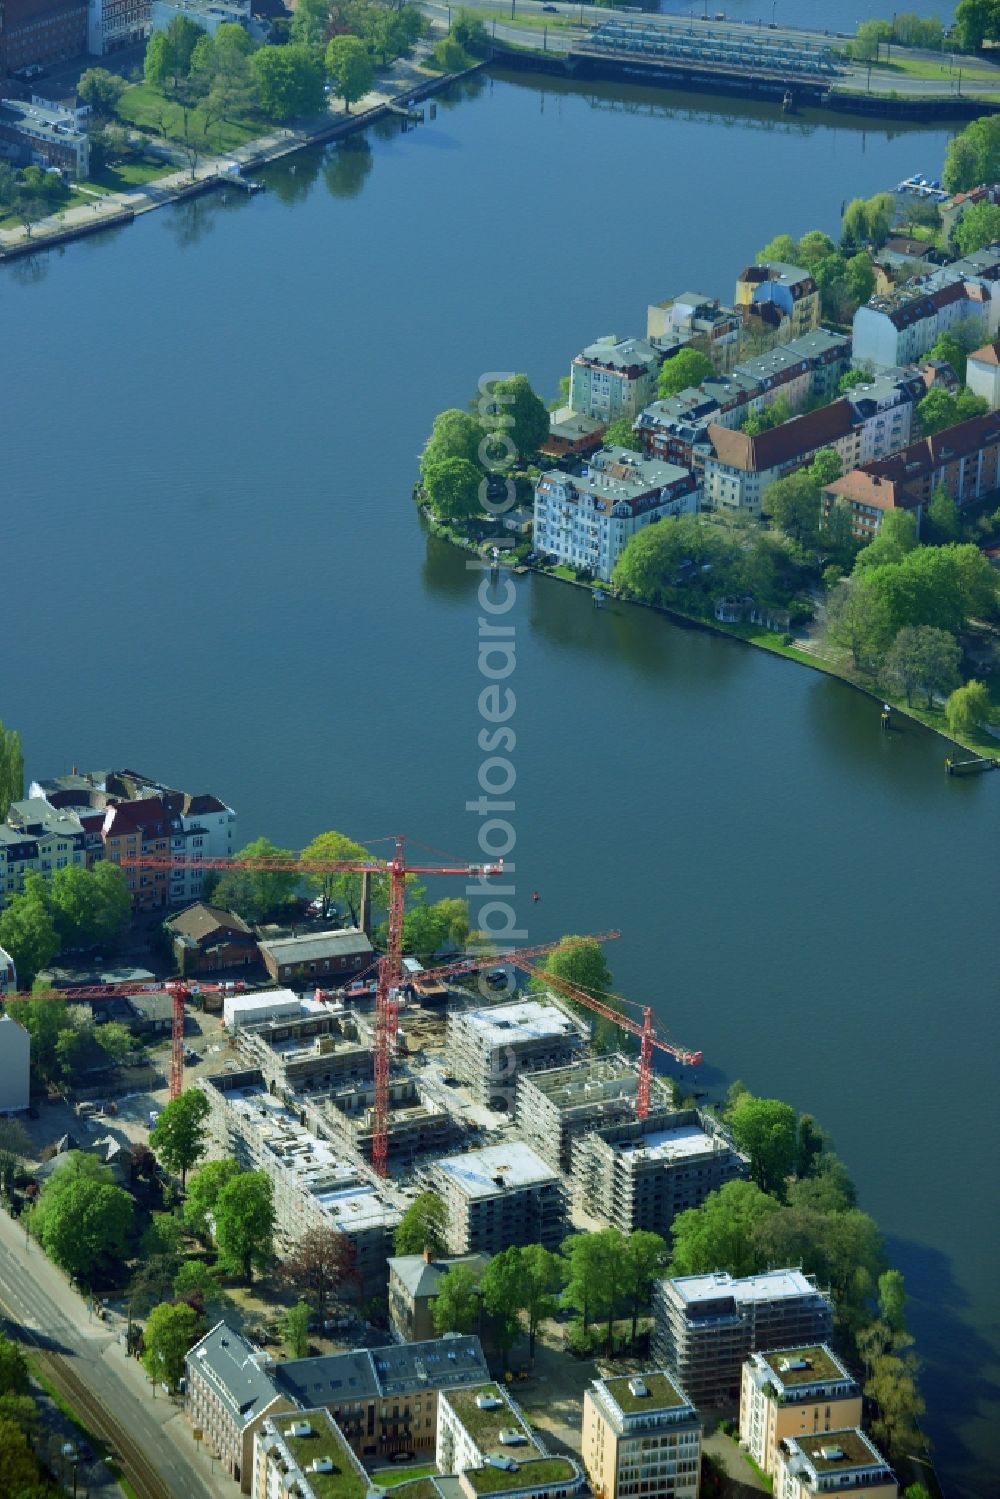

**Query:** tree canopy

left=726, top=1095, right=798, bottom=1197
left=282, top=1225, right=358, bottom=1314
left=423, top=457, right=483, bottom=522
left=325, top=35, right=374, bottom=112
left=480, top=374, right=549, bottom=459
left=143, top=1301, right=203, bottom=1391
left=432, top=1263, right=480, bottom=1335
left=150, top=1089, right=211, bottom=1187
left=656, top=348, right=712, bottom=400
left=671, top=1180, right=780, bottom=1278
left=183, top=1158, right=241, bottom=1241
left=0, top=723, right=22, bottom=821
left=30, top=1153, right=134, bottom=1283
left=917, top=384, right=988, bottom=437
left=251, top=44, right=327, bottom=121
left=212, top=837, right=298, bottom=922
left=420, top=408, right=483, bottom=477
left=880, top=626, right=961, bottom=708
left=532, top=936, right=619, bottom=1049
left=944, top=111, right=1000, bottom=194
left=394, top=1190, right=449, bottom=1256
left=945, top=678, right=993, bottom=737
left=213, top=1170, right=275, bottom=1284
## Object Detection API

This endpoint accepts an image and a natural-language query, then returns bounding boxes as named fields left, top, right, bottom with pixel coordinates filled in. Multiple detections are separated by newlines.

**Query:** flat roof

left=600, top=1372, right=690, bottom=1414
left=271, top=1412, right=366, bottom=1499
left=791, top=1428, right=891, bottom=1476
left=464, top=1459, right=577, bottom=1494
left=444, top=1383, right=539, bottom=1457
left=434, top=1143, right=558, bottom=1199
left=759, top=1345, right=851, bottom=1389
left=670, top=1268, right=819, bottom=1306
left=260, top=929, right=373, bottom=963
left=614, top=1123, right=720, bottom=1164
left=460, top=999, right=580, bottom=1048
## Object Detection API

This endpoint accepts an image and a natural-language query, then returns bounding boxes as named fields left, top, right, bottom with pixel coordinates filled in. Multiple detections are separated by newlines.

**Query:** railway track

left=32, top=1347, right=174, bottom=1499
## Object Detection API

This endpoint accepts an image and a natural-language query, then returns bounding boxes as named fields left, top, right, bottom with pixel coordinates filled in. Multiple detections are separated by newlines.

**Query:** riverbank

left=0, top=49, right=484, bottom=262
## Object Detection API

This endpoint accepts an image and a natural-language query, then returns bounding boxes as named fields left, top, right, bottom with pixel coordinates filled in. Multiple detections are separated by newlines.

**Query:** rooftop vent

left=313, top=1458, right=335, bottom=1473
left=488, top=1457, right=518, bottom=1472
left=476, top=1394, right=503, bottom=1411
left=819, top=1445, right=846, bottom=1462
left=627, top=1378, right=649, bottom=1399
left=286, top=1422, right=313, bottom=1438
left=778, top=1358, right=810, bottom=1373
left=499, top=1431, right=527, bottom=1446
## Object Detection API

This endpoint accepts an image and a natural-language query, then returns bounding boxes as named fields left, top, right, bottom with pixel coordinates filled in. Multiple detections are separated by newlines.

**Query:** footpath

left=0, top=41, right=483, bottom=259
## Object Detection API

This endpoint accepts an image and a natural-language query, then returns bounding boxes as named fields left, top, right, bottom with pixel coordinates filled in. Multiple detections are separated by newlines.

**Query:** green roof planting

left=603, top=1372, right=688, bottom=1414
left=444, top=1385, right=538, bottom=1457
left=795, top=1429, right=886, bottom=1473
left=281, top=1426, right=367, bottom=1499
left=761, top=1346, right=848, bottom=1389
left=464, top=1458, right=577, bottom=1494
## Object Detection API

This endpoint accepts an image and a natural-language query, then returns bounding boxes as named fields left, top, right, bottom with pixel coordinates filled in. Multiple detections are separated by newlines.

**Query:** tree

left=756, top=233, right=798, bottom=264
left=451, top=8, right=488, bottom=54
left=283, top=1300, right=312, bottom=1358
left=533, top=936, right=617, bottom=1048
left=420, top=408, right=483, bottom=478
left=944, top=111, right=1000, bottom=195
left=0, top=876, right=59, bottom=988
left=0, top=1337, right=28, bottom=1398
left=621, top=1230, right=666, bottom=1344
left=325, top=35, right=374, bottom=113
left=812, top=452, right=845, bottom=494
left=282, top=1225, right=358, bottom=1316
left=150, top=1090, right=210, bottom=1188
left=0, top=1121, right=31, bottom=1201
left=787, top=1153, right=857, bottom=1214
left=825, top=578, right=893, bottom=672
left=603, top=415, right=641, bottom=451
left=214, top=1171, right=275, bottom=1284
left=727, top=1095, right=798, bottom=1197
left=403, top=897, right=469, bottom=959
left=4, top=995, right=73, bottom=1084
left=0, top=1417, right=41, bottom=1494
left=878, top=1268, right=908, bottom=1333
left=78, top=66, right=126, bottom=121
left=394, top=1191, right=448, bottom=1257
left=853, top=510, right=918, bottom=572
left=291, top=0, right=331, bottom=47
left=183, top=1158, right=241, bottom=1241
left=561, top=1231, right=608, bottom=1334
left=917, top=385, right=988, bottom=436
left=851, top=18, right=891, bottom=60
left=862, top=544, right=997, bottom=639
left=955, top=199, right=1000, bottom=256
left=174, top=1258, right=227, bottom=1311
left=142, top=1301, right=202, bottom=1391
left=881, top=626, right=961, bottom=707
left=94, top=1020, right=134, bottom=1065
left=516, top=1244, right=563, bottom=1364
left=954, top=0, right=1000, bottom=53
left=838, top=368, right=871, bottom=395
left=846, top=252, right=876, bottom=307
left=144, top=31, right=171, bottom=89
left=762, top=471, right=821, bottom=546
left=432, top=1263, right=480, bottom=1335
left=945, top=679, right=993, bottom=737
left=423, top=457, right=482, bottom=521
left=251, top=44, right=327, bottom=121
left=481, top=373, right=550, bottom=459
left=841, top=193, right=894, bottom=250
left=794, top=1113, right=827, bottom=1179
left=163, top=13, right=206, bottom=82
left=926, top=484, right=962, bottom=544
left=31, top=1156, right=133, bottom=1283
left=299, top=828, right=379, bottom=923
left=657, top=348, right=712, bottom=400
left=479, top=1248, right=523, bottom=1366
left=212, top=837, right=298, bottom=923
left=671, top=1180, right=778, bottom=1279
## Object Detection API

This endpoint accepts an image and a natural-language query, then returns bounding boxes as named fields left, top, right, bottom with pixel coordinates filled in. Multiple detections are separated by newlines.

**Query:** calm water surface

left=2, top=72, right=996, bottom=1496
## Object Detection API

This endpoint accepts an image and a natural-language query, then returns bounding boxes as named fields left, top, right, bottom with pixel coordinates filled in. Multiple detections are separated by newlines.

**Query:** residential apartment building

left=0, top=800, right=87, bottom=906
left=0, top=95, right=89, bottom=175
left=0, top=0, right=86, bottom=76
left=272, top=1336, right=490, bottom=1463
left=446, top=995, right=589, bottom=1108
left=388, top=1252, right=490, bottom=1344
left=322, top=1074, right=462, bottom=1171
left=703, top=401, right=859, bottom=517
left=569, top=337, right=662, bottom=423
left=647, top=292, right=742, bottom=372
left=200, top=1071, right=400, bottom=1293
left=774, top=1430, right=897, bottom=1499
left=515, top=1055, right=674, bottom=1173
left=739, top=1347, right=861, bottom=1479
left=652, top=1270, right=834, bottom=1410
left=252, top=1409, right=368, bottom=1499
left=150, top=0, right=257, bottom=37
left=428, top=1141, right=568, bottom=1255
left=436, top=1381, right=541, bottom=1473
left=185, top=1322, right=293, bottom=1492
left=85, top=0, right=149, bottom=53
left=821, top=409, right=1000, bottom=540
left=570, top=1108, right=747, bottom=1236
left=259, top=928, right=374, bottom=986
left=965, top=338, right=1000, bottom=409
left=0, top=1015, right=30, bottom=1113
left=735, top=263, right=821, bottom=343
left=853, top=246, right=1000, bottom=370
left=0, top=944, right=16, bottom=992
left=844, top=369, right=925, bottom=464
left=534, top=448, right=699, bottom=581
left=582, top=1372, right=702, bottom=1499
left=232, top=1010, right=372, bottom=1095
left=635, top=331, right=851, bottom=471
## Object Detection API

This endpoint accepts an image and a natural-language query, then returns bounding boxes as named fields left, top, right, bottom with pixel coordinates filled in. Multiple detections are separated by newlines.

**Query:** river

left=3, top=69, right=997, bottom=1496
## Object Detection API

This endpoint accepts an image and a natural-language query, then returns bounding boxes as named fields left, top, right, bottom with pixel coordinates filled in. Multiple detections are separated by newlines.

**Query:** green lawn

left=118, top=80, right=263, bottom=152
left=371, top=1465, right=439, bottom=1487
left=873, top=53, right=1000, bottom=84
left=0, top=187, right=97, bottom=230
left=85, top=156, right=176, bottom=192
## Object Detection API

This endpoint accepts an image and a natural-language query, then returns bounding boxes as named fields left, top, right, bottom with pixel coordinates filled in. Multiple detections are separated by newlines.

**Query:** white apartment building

left=853, top=246, right=1000, bottom=370
left=436, top=1382, right=541, bottom=1474
left=740, top=1346, right=861, bottom=1479
left=0, top=1016, right=30, bottom=1113
left=429, top=1141, right=567, bottom=1255
left=534, top=447, right=699, bottom=581
left=569, top=337, right=662, bottom=422
left=774, top=1430, right=897, bottom=1499
left=252, top=1408, right=368, bottom=1499
left=86, top=0, right=150, bottom=55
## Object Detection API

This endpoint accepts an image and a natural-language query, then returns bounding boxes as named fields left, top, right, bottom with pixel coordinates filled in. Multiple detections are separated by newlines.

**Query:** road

left=0, top=1212, right=215, bottom=1499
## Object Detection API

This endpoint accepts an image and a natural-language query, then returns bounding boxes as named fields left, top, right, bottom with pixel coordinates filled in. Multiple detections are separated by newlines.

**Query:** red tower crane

left=511, top=953, right=703, bottom=1116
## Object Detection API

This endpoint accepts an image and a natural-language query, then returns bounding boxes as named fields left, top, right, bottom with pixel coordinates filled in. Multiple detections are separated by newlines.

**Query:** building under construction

left=199, top=1068, right=400, bottom=1294
left=569, top=1107, right=747, bottom=1235
left=234, top=1007, right=374, bottom=1095
left=446, top=994, right=590, bottom=1108
left=318, top=1075, right=463, bottom=1170
left=514, top=1054, right=675, bottom=1172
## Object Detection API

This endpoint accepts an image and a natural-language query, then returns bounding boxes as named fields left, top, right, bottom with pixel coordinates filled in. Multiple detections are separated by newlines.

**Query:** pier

left=945, top=755, right=999, bottom=776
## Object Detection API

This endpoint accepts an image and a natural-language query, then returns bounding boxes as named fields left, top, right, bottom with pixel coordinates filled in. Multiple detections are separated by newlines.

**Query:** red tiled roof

left=969, top=341, right=1000, bottom=367
left=709, top=399, right=854, bottom=473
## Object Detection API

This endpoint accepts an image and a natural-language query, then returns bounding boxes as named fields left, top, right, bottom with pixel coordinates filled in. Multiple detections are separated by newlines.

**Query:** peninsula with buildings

left=418, top=172, right=1000, bottom=761
left=0, top=753, right=933, bottom=1498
